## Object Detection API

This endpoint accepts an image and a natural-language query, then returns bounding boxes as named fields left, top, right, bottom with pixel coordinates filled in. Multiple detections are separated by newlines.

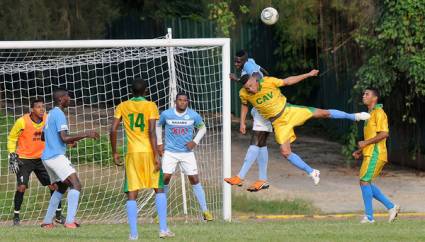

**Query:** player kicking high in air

left=226, top=50, right=272, bottom=192
left=157, top=92, right=213, bottom=221
left=8, top=99, right=64, bottom=225
left=239, top=71, right=370, bottom=185
left=41, top=88, right=99, bottom=229
left=110, top=79, right=174, bottom=240
left=352, top=87, right=400, bottom=223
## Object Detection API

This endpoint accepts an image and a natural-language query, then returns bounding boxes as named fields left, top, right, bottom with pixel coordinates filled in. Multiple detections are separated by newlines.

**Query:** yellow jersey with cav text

left=239, top=76, right=287, bottom=119
left=114, top=97, right=159, bottom=153
left=362, top=104, right=388, bottom=161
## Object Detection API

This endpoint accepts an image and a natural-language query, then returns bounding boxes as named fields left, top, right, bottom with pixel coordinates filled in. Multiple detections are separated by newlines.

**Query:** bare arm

left=358, top=131, right=389, bottom=149
left=148, top=119, right=160, bottom=171
left=260, top=67, right=269, bottom=76
left=60, top=129, right=98, bottom=144
left=240, top=104, right=249, bottom=134
left=283, top=69, right=319, bottom=86
left=110, top=118, right=121, bottom=154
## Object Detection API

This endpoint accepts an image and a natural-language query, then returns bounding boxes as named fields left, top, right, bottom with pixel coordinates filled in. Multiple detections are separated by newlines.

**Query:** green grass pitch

left=1, top=219, right=424, bottom=242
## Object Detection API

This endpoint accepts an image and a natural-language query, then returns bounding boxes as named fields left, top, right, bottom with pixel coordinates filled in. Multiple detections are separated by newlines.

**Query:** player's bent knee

left=57, top=182, right=68, bottom=194
left=163, top=174, right=172, bottom=185
left=17, top=185, right=26, bottom=193
left=359, top=180, right=371, bottom=185
left=188, top=175, right=199, bottom=185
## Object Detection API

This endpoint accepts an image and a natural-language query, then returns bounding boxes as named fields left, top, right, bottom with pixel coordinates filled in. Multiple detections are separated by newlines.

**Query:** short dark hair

left=176, top=92, right=188, bottom=100
left=239, top=74, right=251, bottom=85
left=31, top=98, right=44, bottom=108
left=53, top=88, right=69, bottom=104
left=132, top=78, right=147, bottom=96
left=365, top=87, right=380, bottom=100
left=236, top=50, right=248, bottom=58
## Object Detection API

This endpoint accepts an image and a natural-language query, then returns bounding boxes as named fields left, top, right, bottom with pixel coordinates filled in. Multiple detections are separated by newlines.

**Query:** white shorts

left=251, top=108, right=273, bottom=132
left=42, top=155, right=76, bottom=182
left=162, top=151, right=198, bottom=176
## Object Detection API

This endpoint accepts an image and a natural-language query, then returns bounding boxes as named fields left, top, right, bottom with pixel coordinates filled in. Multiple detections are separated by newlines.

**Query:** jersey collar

left=130, top=96, right=146, bottom=101
left=370, top=103, right=383, bottom=112
left=174, top=108, right=188, bottom=117
left=257, top=78, right=264, bottom=92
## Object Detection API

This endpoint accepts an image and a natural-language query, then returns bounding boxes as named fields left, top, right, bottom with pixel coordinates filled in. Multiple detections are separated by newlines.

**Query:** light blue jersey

left=241, top=58, right=264, bottom=78
left=158, top=108, right=205, bottom=153
left=41, top=107, right=68, bottom=160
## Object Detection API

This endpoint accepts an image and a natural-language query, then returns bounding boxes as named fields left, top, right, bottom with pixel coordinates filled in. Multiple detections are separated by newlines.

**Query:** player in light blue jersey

left=156, top=92, right=212, bottom=221
left=226, top=50, right=272, bottom=192
left=40, top=88, right=99, bottom=229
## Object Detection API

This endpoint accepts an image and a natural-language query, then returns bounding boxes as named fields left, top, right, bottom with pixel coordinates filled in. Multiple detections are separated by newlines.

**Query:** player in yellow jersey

left=110, top=79, right=174, bottom=240
left=239, top=71, right=371, bottom=185
left=352, top=87, right=400, bottom=224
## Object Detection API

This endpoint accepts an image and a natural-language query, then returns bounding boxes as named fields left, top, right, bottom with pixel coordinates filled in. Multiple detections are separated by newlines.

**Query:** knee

left=17, top=185, right=26, bottom=193
left=359, top=180, right=370, bottom=186
left=163, top=175, right=172, bottom=185
left=57, top=182, right=68, bottom=194
left=72, top=183, right=82, bottom=191
left=189, top=175, right=199, bottom=185
left=280, top=148, right=291, bottom=159
left=317, top=109, right=330, bottom=118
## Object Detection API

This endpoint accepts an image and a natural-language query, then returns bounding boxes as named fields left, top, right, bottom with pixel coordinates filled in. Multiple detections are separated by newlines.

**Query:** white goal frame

left=0, top=37, right=232, bottom=221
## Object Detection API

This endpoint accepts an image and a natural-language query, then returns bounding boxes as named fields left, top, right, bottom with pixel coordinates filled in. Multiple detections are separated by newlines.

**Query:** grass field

left=1, top=218, right=424, bottom=242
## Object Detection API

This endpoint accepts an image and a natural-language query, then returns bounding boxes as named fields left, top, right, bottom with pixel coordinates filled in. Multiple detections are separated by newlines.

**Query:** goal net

left=0, top=32, right=231, bottom=225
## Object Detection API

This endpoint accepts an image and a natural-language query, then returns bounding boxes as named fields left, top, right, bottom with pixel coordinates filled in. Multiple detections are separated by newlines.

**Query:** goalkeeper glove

left=9, top=153, right=22, bottom=174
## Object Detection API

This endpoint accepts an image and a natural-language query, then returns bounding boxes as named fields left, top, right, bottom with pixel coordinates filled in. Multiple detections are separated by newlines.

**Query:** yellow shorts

left=360, top=155, right=387, bottom=182
left=272, top=104, right=316, bottom=144
left=124, top=152, right=163, bottom=192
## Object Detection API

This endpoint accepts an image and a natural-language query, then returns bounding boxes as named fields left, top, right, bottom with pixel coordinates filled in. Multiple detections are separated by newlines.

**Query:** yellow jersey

left=114, top=97, right=159, bottom=153
left=239, top=76, right=287, bottom=119
left=363, top=104, right=388, bottom=161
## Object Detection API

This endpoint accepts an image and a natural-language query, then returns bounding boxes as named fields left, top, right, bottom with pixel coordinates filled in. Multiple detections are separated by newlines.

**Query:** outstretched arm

left=283, top=69, right=319, bottom=86
left=60, top=130, right=98, bottom=144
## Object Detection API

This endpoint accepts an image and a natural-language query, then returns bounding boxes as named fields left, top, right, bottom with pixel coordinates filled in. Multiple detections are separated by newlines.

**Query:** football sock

left=258, top=147, right=268, bottom=180
left=287, top=153, right=314, bottom=174
left=238, top=145, right=260, bottom=179
left=360, top=184, right=374, bottom=220
left=43, top=191, right=63, bottom=224
left=50, top=190, right=62, bottom=212
left=14, top=191, right=24, bottom=212
left=371, top=183, right=394, bottom=210
left=155, top=192, right=168, bottom=232
left=126, top=200, right=138, bottom=238
left=65, top=189, right=80, bottom=224
left=192, top=183, right=208, bottom=212
left=328, top=109, right=355, bottom=121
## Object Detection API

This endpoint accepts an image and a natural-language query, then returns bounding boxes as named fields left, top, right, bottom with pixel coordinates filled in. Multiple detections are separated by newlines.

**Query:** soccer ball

left=260, top=7, right=279, bottom=25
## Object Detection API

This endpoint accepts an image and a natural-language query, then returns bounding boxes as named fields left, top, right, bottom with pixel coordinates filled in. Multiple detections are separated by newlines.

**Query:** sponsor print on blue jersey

left=158, top=108, right=204, bottom=153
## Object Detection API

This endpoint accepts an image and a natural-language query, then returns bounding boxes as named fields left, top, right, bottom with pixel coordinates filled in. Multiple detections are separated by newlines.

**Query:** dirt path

left=231, top=126, right=425, bottom=213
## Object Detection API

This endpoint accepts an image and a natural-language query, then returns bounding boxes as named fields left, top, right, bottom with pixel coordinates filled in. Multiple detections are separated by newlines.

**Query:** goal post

left=0, top=35, right=232, bottom=223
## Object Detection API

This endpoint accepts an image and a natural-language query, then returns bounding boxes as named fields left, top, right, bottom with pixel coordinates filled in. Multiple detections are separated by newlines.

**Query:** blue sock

left=287, top=153, right=314, bottom=174
left=192, top=183, right=208, bottom=212
left=258, top=147, right=268, bottom=180
left=238, top=145, right=260, bottom=179
left=65, top=189, right=80, bottom=224
left=360, top=184, right=374, bottom=220
left=43, top=191, right=63, bottom=224
left=371, top=184, right=394, bottom=210
left=126, top=200, right=138, bottom=238
left=155, top=193, right=168, bottom=232
left=163, top=184, right=169, bottom=195
left=328, top=109, right=355, bottom=121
